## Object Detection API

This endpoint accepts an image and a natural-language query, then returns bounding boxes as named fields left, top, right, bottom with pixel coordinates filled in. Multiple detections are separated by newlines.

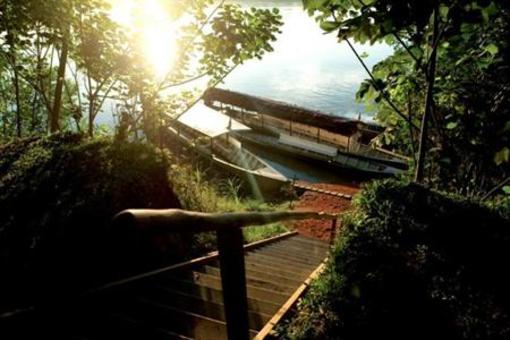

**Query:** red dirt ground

left=288, top=181, right=360, bottom=241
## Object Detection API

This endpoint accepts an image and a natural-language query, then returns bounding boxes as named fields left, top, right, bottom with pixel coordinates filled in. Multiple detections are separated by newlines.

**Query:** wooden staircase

left=75, top=233, right=329, bottom=339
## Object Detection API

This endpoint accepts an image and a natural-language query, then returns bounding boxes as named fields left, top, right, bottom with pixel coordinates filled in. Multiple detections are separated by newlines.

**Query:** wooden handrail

left=112, top=208, right=338, bottom=340
left=112, top=209, right=338, bottom=233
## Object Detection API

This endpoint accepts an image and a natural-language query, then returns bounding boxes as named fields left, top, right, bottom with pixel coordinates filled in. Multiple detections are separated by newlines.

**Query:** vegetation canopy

left=283, top=180, right=510, bottom=339
left=0, top=134, right=183, bottom=312
left=304, top=0, right=510, bottom=196
left=0, top=0, right=282, bottom=142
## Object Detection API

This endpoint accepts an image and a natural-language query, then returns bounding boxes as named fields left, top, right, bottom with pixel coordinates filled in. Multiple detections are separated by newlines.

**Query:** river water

left=225, top=0, right=393, bottom=121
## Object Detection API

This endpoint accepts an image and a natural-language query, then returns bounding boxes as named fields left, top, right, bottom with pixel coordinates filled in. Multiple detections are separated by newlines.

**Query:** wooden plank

left=150, top=283, right=281, bottom=316
left=256, top=247, right=326, bottom=263
left=163, top=273, right=289, bottom=305
left=254, top=261, right=328, bottom=340
left=245, top=253, right=316, bottom=270
left=193, top=269, right=295, bottom=294
left=113, top=209, right=338, bottom=234
left=244, top=259, right=312, bottom=277
left=128, top=297, right=259, bottom=339
left=263, top=243, right=328, bottom=260
left=202, top=266, right=303, bottom=289
left=136, top=289, right=272, bottom=330
left=271, top=239, right=329, bottom=251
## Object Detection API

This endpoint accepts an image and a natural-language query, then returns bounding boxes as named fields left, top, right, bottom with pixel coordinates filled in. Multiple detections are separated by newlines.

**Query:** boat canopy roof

left=177, top=101, right=250, bottom=138
left=203, top=87, right=370, bottom=137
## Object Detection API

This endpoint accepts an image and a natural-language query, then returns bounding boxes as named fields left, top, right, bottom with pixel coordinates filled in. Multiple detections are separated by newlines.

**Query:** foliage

left=0, top=0, right=283, bottom=141
left=304, top=0, right=510, bottom=196
left=0, top=134, right=182, bottom=311
left=282, top=179, right=510, bottom=340
left=243, top=223, right=287, bottom=244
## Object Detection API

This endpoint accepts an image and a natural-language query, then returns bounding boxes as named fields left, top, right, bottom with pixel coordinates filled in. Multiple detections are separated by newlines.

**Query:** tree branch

left=343, top=37, right=420, bottom=132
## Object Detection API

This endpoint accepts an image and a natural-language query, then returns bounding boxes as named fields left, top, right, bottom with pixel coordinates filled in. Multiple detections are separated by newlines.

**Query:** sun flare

left=110, top=0, right=178, bottom=77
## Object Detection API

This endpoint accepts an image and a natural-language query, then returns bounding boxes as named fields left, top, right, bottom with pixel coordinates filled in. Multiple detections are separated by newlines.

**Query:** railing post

left=216, top=228, right=250, bottom=340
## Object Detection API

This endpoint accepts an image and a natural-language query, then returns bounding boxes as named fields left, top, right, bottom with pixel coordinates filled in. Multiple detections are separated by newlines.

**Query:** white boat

left=163, top=102, right=289, bottom=196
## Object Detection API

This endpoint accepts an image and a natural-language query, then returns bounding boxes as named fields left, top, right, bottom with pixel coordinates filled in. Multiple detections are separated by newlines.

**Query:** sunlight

left=109, top=0, right=178, bottom=77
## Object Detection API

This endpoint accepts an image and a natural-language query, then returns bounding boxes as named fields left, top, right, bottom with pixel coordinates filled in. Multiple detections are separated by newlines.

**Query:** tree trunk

left=50, top=26, right=70, bottom=133
left=414, top=8, right=439, bottom=182
left=407, top=91, right=417, bottom=166
left=7, top=29, right=22, bottom=138
left=13, top=66, right=22, bottom=138
left=88, top=107, right=94, bottom=137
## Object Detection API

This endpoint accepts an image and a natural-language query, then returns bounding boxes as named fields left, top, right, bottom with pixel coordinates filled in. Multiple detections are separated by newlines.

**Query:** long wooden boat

left=203, top=88, right=409, bottom=176
left=163, top=102, right=289, bottom=196
left=232, top=130, right=404, bottom=176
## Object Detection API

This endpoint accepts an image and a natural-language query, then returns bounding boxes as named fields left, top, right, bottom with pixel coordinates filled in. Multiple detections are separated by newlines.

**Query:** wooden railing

left=1, top=209, right=339, bottom=340
left=112, top=209, right=338, bottom=340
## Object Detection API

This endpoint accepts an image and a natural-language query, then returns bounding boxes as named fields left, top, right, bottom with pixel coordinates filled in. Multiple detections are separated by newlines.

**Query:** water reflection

left=225, top=0, right=393, bottom=121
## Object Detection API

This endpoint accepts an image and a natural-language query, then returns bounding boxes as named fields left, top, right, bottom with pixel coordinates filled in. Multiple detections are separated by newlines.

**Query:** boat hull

left=233, top=131, right=405, bottom=176
left=162, top=127, right=289, bottom=196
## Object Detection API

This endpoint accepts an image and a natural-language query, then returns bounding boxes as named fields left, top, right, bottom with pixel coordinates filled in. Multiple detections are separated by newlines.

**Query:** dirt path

left=289, top=181, right=360, bottom=241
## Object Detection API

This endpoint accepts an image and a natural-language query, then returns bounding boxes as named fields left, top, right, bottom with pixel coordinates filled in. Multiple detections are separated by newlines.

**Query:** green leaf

left=320, top=20, right=341, bottom=33
left=439, top=5, right=449, bottom=20
left=446, top=122, right=458, bottom=130
left=485, top=43, right=499, bottom=56
left=503, top=186, right=510, bottom=195
left=494, top=147, right=510, bottom=165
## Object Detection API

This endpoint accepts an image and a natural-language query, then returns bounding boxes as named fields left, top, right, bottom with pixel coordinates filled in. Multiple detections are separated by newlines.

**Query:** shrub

left=0, top=134, right=181, bottom=312
left=283, top=180, right=510, bottom=340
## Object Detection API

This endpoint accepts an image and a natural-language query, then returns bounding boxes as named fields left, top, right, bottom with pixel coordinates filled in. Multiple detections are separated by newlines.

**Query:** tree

left=0, top=0, right=282, bottom=141
left=0, top=0, right=32, bottom=137
left=304, top=0, right=509, bottom=195
left=114, top=2, right=283, bottom=142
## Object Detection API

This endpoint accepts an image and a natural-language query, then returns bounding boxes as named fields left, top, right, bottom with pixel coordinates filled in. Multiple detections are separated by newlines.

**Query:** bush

left=283, top=180, right=510, bottom=340
left=0, top=134, right=182, bottom=312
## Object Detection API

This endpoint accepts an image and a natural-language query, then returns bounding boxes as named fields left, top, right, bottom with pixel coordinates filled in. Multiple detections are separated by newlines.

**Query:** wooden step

left=65, top=233, right=329, bottom=339
left=189, top=268, right=296, bottom=294
left=86, top=312, right=193, bottom=340
left=266, top=241, right=329, bottom=257
left=245, top=253, right=317, bottom=271
left=193, top=269, right=295, bottom=294
left=161, top=275, right=289, bottom=305
left=121, top=297, right=259, bottom=339
left=259, top=247, right=326, bottom=264
left=253, top=247, right=326, bottom=264
left=137, top=288, right=272, bottom=330
left=291, top=235, right=329, bottom=248
left=201, top=265, right=303, bottom=288
left=149, top=283, right=280, bottom=316
left=243, top=260, right=310, bottom=280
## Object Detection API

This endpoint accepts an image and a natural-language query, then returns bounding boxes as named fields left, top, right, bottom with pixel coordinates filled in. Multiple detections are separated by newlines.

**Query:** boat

left=203, top=88, right=409, bottom=176
left=163, top=101, right=289, bottom=196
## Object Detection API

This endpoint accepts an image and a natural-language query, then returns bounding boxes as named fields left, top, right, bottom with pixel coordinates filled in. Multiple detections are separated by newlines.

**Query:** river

left=225, top=0, right=393, bottom=121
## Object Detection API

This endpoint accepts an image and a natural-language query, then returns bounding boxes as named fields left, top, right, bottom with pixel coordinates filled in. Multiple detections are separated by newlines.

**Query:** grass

left=243, top=223, right=289, bottom=243
left=168, top=160, right=289, bottom=247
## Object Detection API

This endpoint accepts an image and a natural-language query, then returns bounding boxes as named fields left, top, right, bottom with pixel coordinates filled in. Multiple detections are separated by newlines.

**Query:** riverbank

left=290, top=181, right=360, bottom=240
